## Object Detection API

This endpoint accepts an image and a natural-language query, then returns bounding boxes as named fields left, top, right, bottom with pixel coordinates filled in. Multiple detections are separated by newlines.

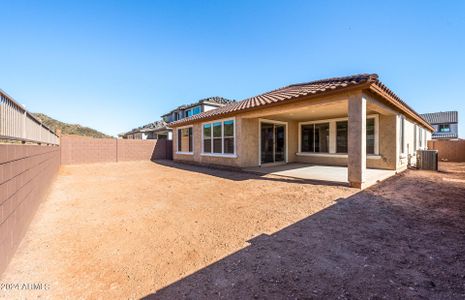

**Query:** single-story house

left=420, top=111, right=458, bottom=139
left=169, top=74, right=434, bottom=188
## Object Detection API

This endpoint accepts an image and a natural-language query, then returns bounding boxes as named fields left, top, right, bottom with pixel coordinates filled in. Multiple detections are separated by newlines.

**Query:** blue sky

left=1, top=0, right=464, bottom=136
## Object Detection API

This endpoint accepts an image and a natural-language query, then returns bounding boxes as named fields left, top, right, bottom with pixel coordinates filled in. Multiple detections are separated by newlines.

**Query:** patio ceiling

left=258, top=99, right=379, bottom=122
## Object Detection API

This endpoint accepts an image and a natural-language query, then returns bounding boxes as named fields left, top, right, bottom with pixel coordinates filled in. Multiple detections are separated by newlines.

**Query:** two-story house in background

left=420, top=111, right=459, bottom=139
left=120, top=96, right=235, bottom=140
left=161, top=97, right=235, bottom=123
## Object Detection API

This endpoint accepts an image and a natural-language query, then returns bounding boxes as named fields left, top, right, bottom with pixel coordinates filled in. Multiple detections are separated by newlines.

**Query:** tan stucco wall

left=369, top=114, right=397, bottom=169
left=396, top=115, right=431, bottom=170
left=238, top=117, right=259, bottom=167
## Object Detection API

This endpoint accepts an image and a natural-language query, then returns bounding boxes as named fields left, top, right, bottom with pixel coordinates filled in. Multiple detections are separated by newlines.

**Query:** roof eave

left=368, top=84, right=435, bottom=131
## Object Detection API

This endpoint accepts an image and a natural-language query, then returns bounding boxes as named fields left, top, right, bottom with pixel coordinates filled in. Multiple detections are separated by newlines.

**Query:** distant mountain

left=33, top=113, right=112, bottom=138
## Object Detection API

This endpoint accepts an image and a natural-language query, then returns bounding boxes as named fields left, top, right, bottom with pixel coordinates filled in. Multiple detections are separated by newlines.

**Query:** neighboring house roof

left=169, top=74, right=434, bottom=131
left=120, top=120, right=169, bottom=136
left=420, top=111, right=458, bottom=125
left=432, top=132, right=458, bottom=139
left=161, top=96, right=235, bottom=117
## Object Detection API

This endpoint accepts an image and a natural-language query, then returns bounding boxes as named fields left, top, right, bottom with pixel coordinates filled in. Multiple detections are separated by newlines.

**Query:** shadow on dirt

left=143, top=169, right=465, bottom=299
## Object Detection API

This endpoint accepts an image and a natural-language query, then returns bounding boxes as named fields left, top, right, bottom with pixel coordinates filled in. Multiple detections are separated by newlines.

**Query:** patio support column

left=348, top=93, right=366, bottom=188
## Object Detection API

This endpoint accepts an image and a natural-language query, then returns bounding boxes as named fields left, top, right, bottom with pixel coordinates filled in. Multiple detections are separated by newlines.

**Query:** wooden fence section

left=428, top=140, right=465, bottom=162
left=61, top=135, right=172, bottom=165
left=0, top=144, right=60, bottom=274
left=0, top=89, right=59, bottom=145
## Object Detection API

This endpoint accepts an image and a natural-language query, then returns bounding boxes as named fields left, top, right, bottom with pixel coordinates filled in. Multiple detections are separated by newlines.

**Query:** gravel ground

left=1, top=161, right=464, bottom=299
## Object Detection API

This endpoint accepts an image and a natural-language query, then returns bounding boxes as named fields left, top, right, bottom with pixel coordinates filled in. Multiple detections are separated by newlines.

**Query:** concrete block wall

left=61, top=135, right=117, bottom=164
left=61, top=135, right=172, bottom=165
left=117, top=139, right=157, bottom=161
left=428, top=140, right=465, bottom=162
left=0, top=144, right=60, bottom=274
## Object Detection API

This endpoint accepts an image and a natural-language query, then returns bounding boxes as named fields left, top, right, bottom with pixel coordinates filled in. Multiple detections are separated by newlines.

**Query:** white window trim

left=298, top=114, right=379, bottom=155
left=175, top=125, right=194, bottom=155
left=258, top=118, right=289, bottom=166
left=201, top=117, right=236, bottom=157
left=400, top=115, right=406, bottom=155
left=296, top=152, right=382, bottom=159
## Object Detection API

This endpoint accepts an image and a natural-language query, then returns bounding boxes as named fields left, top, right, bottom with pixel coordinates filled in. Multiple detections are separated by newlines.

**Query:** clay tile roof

left=169, top=73, right=433, bottom=131
left=170, top=74, right=376, bottom=126
left=420, top=111, right=458, bottom=125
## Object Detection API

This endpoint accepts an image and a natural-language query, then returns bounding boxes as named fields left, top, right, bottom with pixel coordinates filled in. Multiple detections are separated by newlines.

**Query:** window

left=300, top=116, right=378, bottom=155
left=414, top=125, right=418, bottom=151
left=202, top=119, right=235, bottom=155
left=336, top=121, right=348, bottom=153
left=419, top=127, right=423, bottom=148
left=203, top=124, right=211, bottom=153
left=301, top=125, right=314, bottom=152
left=439, top=124, right=450, bottom=132
left=223, top=120, right=234, bottom=154
left=185, top=109, right=192, bottom=117
left=400, top=116, right=405, bottom=154
left=301, top=123, right=329, bottom=153
left=366, top=118, right=375, bottom=155
left=213, top=122, right=222, bottom=153
left=177, top=127, right=193, bottom=153
left=192, top=106, right=201, bottom=115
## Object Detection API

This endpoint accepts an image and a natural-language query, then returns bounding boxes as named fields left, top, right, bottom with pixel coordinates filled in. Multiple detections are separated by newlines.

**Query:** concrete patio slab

left=244, top=163, right=396, bottom=188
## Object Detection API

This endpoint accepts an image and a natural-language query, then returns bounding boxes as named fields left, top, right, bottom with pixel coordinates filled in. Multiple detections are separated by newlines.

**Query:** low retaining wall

left=0, top=144, right=60, bottom=274
left=428, top=140, right=465, bottom=162
left=60, top=135, right=172, bottom=165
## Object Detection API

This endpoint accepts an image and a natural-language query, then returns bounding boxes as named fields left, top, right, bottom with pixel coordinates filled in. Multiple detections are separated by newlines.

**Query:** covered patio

left=238, top=89, right=400, bottom=189
left=244, top=163, right=396, bottom=187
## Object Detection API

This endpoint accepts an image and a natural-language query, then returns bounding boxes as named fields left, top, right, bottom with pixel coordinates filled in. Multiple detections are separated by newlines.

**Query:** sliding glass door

left=261, top=122, right=286, bottom=164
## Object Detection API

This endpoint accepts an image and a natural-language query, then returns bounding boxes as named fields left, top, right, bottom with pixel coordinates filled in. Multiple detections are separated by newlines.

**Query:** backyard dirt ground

left=1, top=161, right=464, bottom=299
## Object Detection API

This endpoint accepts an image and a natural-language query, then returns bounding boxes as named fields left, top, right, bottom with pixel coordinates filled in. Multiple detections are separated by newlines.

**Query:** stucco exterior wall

left=369, top=114, right=397, bottom=169
left=238, top=117, right=259, bottom=167
left=396, top=115, right=431, bottom=170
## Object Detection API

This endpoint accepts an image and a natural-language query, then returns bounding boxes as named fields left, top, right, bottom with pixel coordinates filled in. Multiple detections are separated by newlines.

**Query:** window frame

left=192, top=106, right=201, bottom=115
left=176, top=125, right=194, bottom=155
left=201, top=117, right=237, bottom=158
left=438, top=124, right=451, bottom=132
left=298, top=114, right=379, bottom=156
left=400, top=116, right=405, bottom=154
left=419, top=127, right=423, bottom=148
left=300, top=122, right=330, bottom=153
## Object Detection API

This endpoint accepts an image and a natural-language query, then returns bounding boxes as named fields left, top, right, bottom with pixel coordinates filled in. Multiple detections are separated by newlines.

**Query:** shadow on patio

left=153, top=160, right=348, bottom=187
left=244, top=163, right=396, bottom=187
left=143, top=168, right=465, bottom=299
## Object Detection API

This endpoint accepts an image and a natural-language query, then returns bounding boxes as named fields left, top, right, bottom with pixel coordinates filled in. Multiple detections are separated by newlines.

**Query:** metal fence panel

left=0, top=89, right=59, bottom=145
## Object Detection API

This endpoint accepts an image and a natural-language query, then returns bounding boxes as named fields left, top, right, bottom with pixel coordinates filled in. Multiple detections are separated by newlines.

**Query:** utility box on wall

left=416, top=150, right=438, bottom=171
